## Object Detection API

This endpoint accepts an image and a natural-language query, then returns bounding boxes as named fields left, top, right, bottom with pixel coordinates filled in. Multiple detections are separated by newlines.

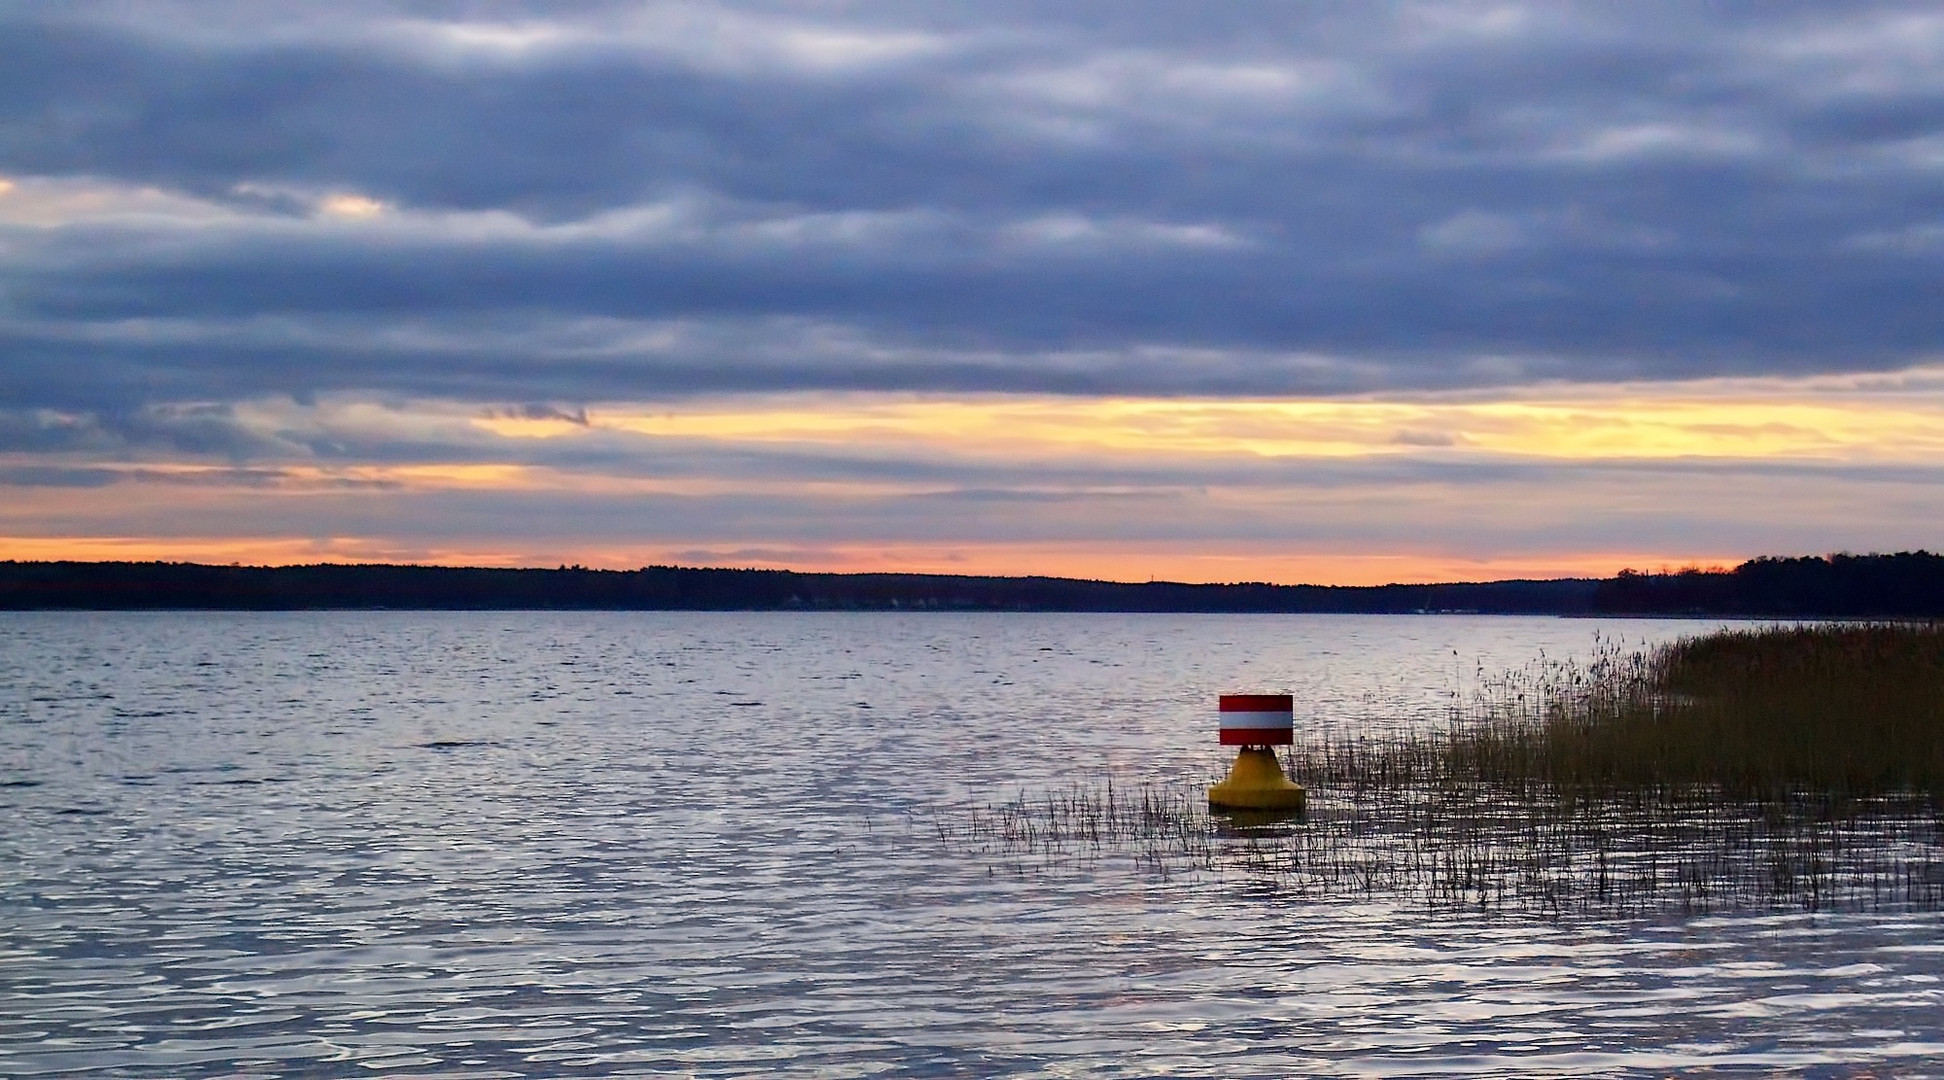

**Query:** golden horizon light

left=7, top=366, right=1942, bottom=586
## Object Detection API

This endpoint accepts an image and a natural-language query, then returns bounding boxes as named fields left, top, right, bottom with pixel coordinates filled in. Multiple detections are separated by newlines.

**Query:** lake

left=3, top=612, right=1940, bottom=1077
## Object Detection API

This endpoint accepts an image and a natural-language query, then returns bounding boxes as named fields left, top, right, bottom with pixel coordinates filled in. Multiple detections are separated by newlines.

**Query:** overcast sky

left=3, top=1, right=1942, bottom=582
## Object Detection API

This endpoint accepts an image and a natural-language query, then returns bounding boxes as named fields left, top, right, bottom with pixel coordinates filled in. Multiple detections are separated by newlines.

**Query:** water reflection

left=1213, top=808, right=1309, bottom=833
left=0, top=612, right=1939, bottom=1076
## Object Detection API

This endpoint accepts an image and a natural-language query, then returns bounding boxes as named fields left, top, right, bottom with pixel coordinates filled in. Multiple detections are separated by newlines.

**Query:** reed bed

left=1440, top=623, right=1944, bottom=800
left=938, top=623, right=1944, bottom=916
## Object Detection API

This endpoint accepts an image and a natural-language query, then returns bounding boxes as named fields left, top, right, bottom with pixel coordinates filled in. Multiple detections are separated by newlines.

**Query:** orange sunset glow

left=5, top=367, right=1939, bottom=584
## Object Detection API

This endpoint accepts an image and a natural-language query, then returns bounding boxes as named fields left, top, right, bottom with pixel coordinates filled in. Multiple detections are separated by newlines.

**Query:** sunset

left=8, top=6, right=1944, bottom=1075
left=8, top=372, right=1944, bottom=581
left=5, top=3, right=1942, bottom=583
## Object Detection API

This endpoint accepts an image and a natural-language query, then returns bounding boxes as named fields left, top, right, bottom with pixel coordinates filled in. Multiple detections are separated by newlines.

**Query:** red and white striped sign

left=1218, top=693, right=1294, bottom=745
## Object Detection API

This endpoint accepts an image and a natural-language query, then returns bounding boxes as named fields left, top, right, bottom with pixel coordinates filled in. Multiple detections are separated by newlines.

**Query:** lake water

left=3, top=612, right=1941, bottom=1077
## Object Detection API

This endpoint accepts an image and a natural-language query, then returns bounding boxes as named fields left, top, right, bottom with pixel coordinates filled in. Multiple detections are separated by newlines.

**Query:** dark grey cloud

left=4, top=1, right=1944, bottom=414
left=0, top=465, right=120, bottom=488
left=488, top=403, right=588, bottom=425
left=0, top=401, right=297, bottom=458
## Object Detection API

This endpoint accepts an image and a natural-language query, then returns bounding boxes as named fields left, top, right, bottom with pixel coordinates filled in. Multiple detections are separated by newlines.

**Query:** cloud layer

left=7, top=1, right=1944, bottom=410
left=3, top=2, right=1941, bottom=579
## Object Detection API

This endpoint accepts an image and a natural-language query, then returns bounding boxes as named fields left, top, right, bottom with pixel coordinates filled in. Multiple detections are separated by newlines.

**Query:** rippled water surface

left=3, top=612, right=1941, bottom=1077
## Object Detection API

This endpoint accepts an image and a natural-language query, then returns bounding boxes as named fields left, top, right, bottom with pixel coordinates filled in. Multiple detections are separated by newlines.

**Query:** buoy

left=1208, top=694, right=1307, bottom=812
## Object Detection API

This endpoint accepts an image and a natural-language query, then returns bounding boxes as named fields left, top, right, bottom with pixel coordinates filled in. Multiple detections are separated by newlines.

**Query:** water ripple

left=2, top=612, right=1940, bottom=1076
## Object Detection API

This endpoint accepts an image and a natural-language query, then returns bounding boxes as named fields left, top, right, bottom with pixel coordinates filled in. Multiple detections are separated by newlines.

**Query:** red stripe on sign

left=1220, top=694, right=1292, bottom=712
left=1220, top=729, right=1293, bottom=746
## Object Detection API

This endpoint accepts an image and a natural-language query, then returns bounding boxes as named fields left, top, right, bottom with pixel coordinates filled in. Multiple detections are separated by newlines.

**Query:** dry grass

left=1441, top=623, right=1944, bottom=800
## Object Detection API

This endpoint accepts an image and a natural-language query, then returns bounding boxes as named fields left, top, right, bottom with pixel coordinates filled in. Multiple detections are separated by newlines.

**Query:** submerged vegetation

left=941, top=623, right=1944, bottom=916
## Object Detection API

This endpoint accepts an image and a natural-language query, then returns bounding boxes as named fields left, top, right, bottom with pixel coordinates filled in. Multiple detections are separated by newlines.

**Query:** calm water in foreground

left=3, top=612, right=1941, bottom=1078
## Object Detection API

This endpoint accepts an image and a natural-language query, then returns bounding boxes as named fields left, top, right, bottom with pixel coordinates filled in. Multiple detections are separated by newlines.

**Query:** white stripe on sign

left=1219, top=711, right=1293, bottom=728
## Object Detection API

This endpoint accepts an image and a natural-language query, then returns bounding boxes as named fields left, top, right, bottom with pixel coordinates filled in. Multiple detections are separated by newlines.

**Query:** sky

left=2, top=1, right=1942, bottom=585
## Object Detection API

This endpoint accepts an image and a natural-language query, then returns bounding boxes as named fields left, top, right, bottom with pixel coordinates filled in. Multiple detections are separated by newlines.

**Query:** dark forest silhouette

left=2, top=552, right=1939, bottom=615
left=1591, top=552, right=1944, bottom=617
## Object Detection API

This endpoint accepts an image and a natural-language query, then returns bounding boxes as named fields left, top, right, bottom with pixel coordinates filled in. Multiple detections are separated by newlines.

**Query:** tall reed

left=1444, top=623, right=1944, bottom=800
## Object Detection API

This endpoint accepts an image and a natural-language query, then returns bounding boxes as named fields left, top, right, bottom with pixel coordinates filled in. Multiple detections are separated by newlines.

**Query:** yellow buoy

left=1207, top=746, right=1307, bottom=812
left=1209, top=694, right=1306, bottom=812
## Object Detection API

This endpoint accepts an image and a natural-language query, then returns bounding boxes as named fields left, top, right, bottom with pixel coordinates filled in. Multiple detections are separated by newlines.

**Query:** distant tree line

left=0, top=553, right=1938, bottom=615
left=1591, top=552, right=1944, bottom=617
left=0, top=560, right=1593, bottom=613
